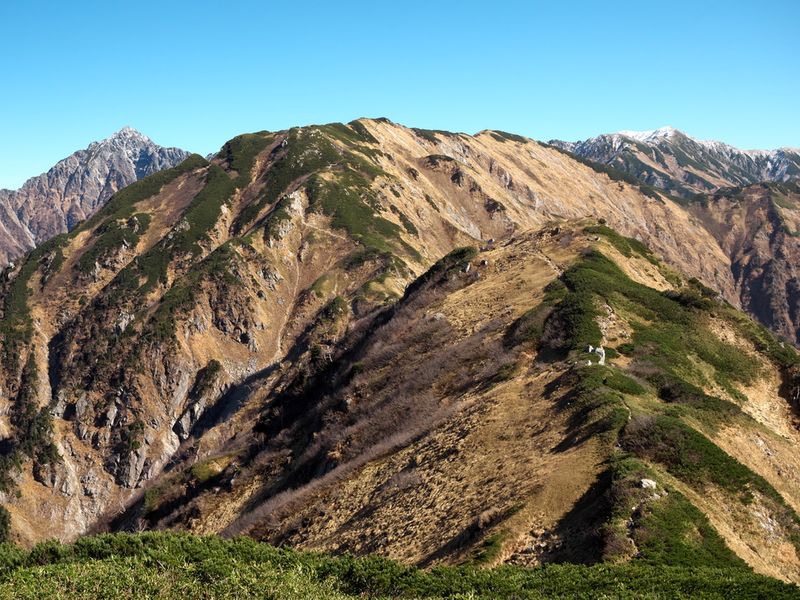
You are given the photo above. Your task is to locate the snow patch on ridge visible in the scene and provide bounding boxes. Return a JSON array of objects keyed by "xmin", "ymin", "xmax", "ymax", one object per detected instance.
[{"xmin": 617, "ymin": 126, "xmax": 679, "ymax": 143}]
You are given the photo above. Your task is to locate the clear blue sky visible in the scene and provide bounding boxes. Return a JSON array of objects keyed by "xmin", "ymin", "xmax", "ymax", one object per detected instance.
[{"xmin": 0, "ymin": 0, "xmax": 797, "ymax": 189}]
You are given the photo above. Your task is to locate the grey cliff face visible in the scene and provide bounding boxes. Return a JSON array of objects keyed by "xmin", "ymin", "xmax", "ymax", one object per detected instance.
[{"xmin": 0, "ymin": 127, "xmax": 189, "ymax": 263}]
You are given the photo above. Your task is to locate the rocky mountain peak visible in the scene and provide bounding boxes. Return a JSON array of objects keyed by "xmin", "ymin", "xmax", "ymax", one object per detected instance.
[
  {"xmin": 0, "ymin": 130, "xmax": 190, "ymax": 263},
  {"xmin": 100, "ymin": 126, "xmax": 151, "ymax": 146},
  {"xmin": 114, "ymin": 125, "xmax": 143, "ymax": 136}
]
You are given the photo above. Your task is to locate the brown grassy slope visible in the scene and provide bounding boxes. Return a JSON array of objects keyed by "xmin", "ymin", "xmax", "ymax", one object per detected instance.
[
  {"xmin": 131, "ymin": 223, "xmax": 800, "ymax": 583},
  {"xmin": 139, "ymin": 227, "xmax": 609, "ymax": 566},
  {"xmin": 0, "ymin": 120, "xmax": 792, "ymax": 573}
]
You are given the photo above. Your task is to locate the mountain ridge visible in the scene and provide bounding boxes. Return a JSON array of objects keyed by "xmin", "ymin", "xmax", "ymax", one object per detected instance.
[
  {"xmin": 0, "ymin": 120, "xmax": 800, "ymax": 580},
  {"xmin": 549, "ymin": 126, "xmax": 800, "ymax": 343},
  {"xmin": 0, "ymin": 119, "xmax": 799, "ymax": 584},
  {"xmin": 549, "ymin": 127, "xmax": 800, "ymax": 198},
  {"xmin": 601, "ymin": 126, "xmax": 798, "ymax": 154}
]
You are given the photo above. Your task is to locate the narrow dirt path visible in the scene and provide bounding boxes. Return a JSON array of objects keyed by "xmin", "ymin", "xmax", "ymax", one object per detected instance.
[
  {"xmin": 303, "ymin": 221, "xmax": 349, "ymax": 242},
  {"xmin": 535, "ymin": 249, "xmax": 564, "ymax": 276}
]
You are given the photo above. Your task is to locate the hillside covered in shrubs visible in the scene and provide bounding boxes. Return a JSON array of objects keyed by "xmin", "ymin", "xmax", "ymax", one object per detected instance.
[{"xmin": 0, "ymin": 532, "xmax": 797, "ymax": 599}]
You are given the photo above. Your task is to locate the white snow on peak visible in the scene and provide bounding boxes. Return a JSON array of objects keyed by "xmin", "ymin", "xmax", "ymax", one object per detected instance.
[
  {"xmin": 616, "ymin": 126, "xmax": 680, "ymax": 142},
  {"xmin": 611, "ymin": 128, "xmax": 799, "ymax": 156}
]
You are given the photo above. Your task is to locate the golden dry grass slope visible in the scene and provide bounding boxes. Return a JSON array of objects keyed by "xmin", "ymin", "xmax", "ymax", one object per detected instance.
[{"xmin": 0, "ymin": 120, "xmax": 798, "ymax": 584}]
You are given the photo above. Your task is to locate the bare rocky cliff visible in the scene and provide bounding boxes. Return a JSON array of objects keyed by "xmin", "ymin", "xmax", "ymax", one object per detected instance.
[
  {"xmin": 0, "ymin": 127, "xmax": 189, "ymax": 264},
  {"xmin": 687, "ymin": 181, "xmax": 800, "ymax": 343}
]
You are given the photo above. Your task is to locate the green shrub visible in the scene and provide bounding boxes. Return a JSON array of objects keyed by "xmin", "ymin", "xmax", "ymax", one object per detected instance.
[
  {"xmin": 504, "ymin": 304, "xmax": 551, "ymax": 348},
  {"xmin": 74, "ymin": 154, "xmax": 207, "ymax": 235},
  {"xmin": 0, "ymin": 507, "xmax": 10, "ymax": 543},
  {"xmin": 632, "ymin": 318, "xmax": 759, "ymax": 390},
  {"xmin": 604, "ymin": 371, "xmax": 646, "ymax": 395},
  {"xmin": 190, "ymin": 459, "xmax": 226, "ymax": 484},
  {"xmin": 306, "ymin": 171, "xmax": 402, "ymax": 254},
  {"xmin": 0, "ymin": 234, "xmax": 70, "ymax": 370},
  {"xmin": 389, "ymin": 205, "xmax": 418, "ymax": 235},
  {"xmin": 491, "ymin": 362, "xmax": 519, "ymax": 384},
  {"xmin": 617, "ymin": 342, "xmax": 635, "ymax": 355},
  {"xmin": 623, "ymin": 415, "xmax": 748, "ymax": 491},
  {"xmin": 346, "ymin": 120, "xmax": 379, "ymax": 144},
  {"xmin": 489, "ymin": 131, "xmax": 528, "ymax": 144},
  {"xmin": 75, "ymin": 213, "xmax": 151, "ymax": 274},
  {"xmin": 652, "ymin": 374, "xmax": 741, "ymax": 418},
  {"xmin": 142, "ymin": 243, "xmax": 241, "ymax": 343},
  {"xmin": 403, "ymin": 246, "xmax": 477, "ymax": 299},
  {"xmin": 192, "ymin": 360, "xmax": 222, "ymax": 399},
  {"xmin": 0, "ymin": 355, "xmax": 61, "ymax": 492},
  {"xmin": 234, "ymin": 128, "xmax": 341, "ymax": 231},
  {"xmin": 412, "ymin": 128, "xmax": 455, "ymax": 143},
  {"xmin": 262, "ymin": 195, "xmax": 293, "ymax": 242},
  {"xmin": 555, "ymin": 366, "xmax": 631, "ymax": 447},
  {"xmin": 663, "ymin": 288, "xmax": 715, "ymax": 310},
  {"xmin": 537, "ymin": 250, "xmax": 692, "ymax": 357},
  {"xmin": 726, "ymin": 312, "xmax": 799, "ymax": 369},
  {"xmin": 622, "ymin": 414, "xmax": 800, "ymax": 550},
  {"xmin": 468, "ymin": 532, "xmax": 507, "ymax": 565},
  {"xmin": 216, "ymin": 132, "xmax": 273, "ymax": 188},
  {"xmin": 584, "ymin": 225, "xmax": 658, "ymax": 264},
  {"xmin": 633, "ymin": 489, "xmax": 742, "ymax": 568},
  {"xmin": 142, "ymin": 488, "xmax": 162, "ymax": 514},
  {"xmin": 603, "ymin": 457, "xmax": 745, "ymax": 568},
  {"xmin": 115, "ymin": 165, "xmax": 239, "ymax": 296},
  {"xmin": 0, "ymin": 532, "xmax": 795, "ymax": 599},
  {"xmin": 541, "ymin": 246, "xmax": 757, "ymax": 394},
  {"xmin": 121, "ymin": 421, "xmax": 145, "ymax": 454},
  {"xmin": 320, "ymin": 296, "xmax": 349, "ymax": 322}
]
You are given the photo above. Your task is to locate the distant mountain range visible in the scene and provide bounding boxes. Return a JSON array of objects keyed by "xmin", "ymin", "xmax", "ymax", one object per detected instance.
[
  {"xmin": 0, "ymin": 128, "xmax": 189, "ymax": 263},
  {"xmin": 550, "ymin": 126, "xmax": 800, "ymax": 198}
]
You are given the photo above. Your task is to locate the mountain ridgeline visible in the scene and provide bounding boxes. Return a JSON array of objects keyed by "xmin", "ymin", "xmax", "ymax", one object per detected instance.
[{"xmin": 0, "ymin": 119, "xmax": 799, "ymax": 587}]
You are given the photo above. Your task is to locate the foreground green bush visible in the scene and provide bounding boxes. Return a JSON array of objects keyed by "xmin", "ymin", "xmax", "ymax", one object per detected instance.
[{"xmin": 0, "ymin": 532, "xmax": 796, "ymax": 599}]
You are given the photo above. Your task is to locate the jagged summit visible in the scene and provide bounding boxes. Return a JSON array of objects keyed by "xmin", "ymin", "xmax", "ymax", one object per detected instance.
[
  {"xmin": 83, "ymin": 128, "xmax": 162, "ymax": 170},
  {"xmin": 613, "ymin": 126, "xmax": 779, "ymax": 156},
  {"xmin": 106, "ymin": 126, "xmax": 151, "ymax": 142},
  {"xmin": 0, "ymin": 130, "xmax": 190, "ymax": 263}
]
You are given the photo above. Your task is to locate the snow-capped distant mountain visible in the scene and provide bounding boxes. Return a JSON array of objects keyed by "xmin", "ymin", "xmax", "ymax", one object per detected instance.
[
  {"xmin": 550, "ymin": 128, "xmax": 800, "ymax": 198},
  {"xmin": 0, "ymin": 128, "xmax": 190, "ymax": 263},
  {"xmin": 616, "ymin": 126, "xmax": 681, "ymax": 143}
]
